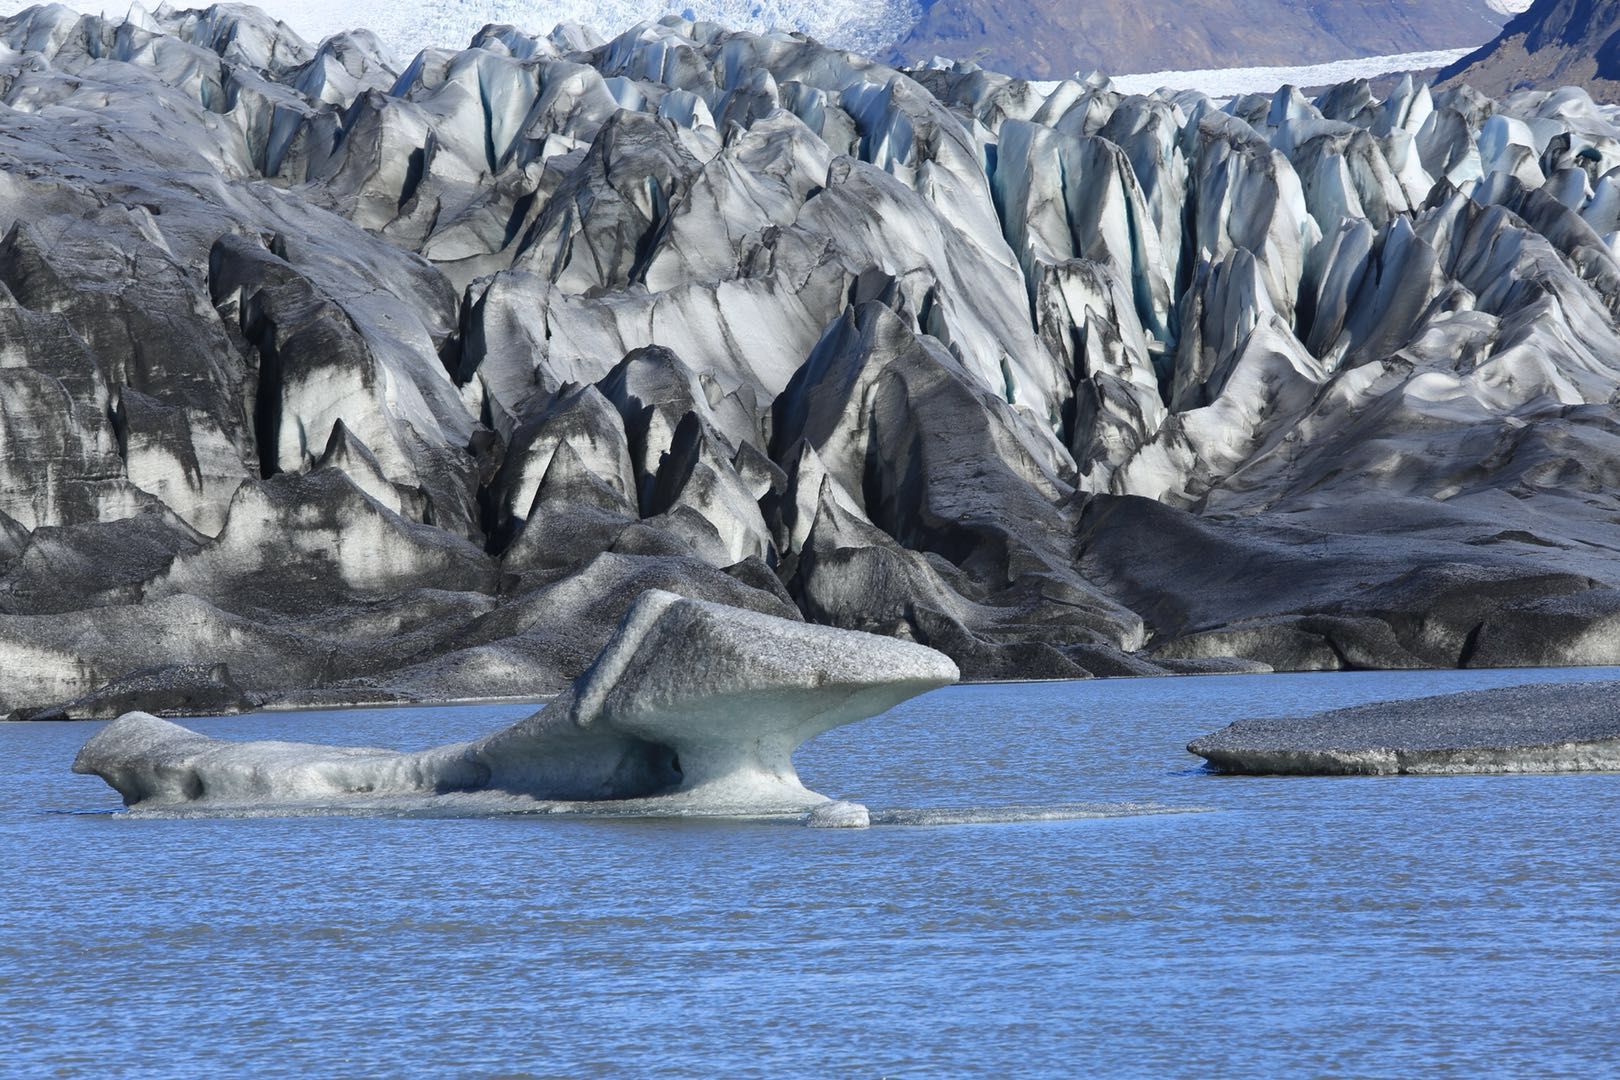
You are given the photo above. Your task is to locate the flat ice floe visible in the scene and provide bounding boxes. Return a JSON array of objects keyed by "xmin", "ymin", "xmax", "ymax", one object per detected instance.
[
  {"xmin": 1189, "ymin": 680, "xmax": 1620, "ymax": 775},
  {"xmin": 74, "ymin": 590, "xmax": 961, "ymax": 820}
]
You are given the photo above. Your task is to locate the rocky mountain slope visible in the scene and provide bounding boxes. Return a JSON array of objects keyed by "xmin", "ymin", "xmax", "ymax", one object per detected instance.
[
  {"xmin": 1440, "ymin": 0, "xmax": 1620, "ymax": 99},
  {"xmin": 888, "ymin": 0, "xmax": 1513, "ymax": 79},
  {"xmin": 5, "ymin": 3, "xmax": 1620, "ymax": 715}
]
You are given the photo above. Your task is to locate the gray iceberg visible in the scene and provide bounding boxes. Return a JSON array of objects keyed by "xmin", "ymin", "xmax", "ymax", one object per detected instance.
[{"xmin": 73, "ymin": 590, "xmax": 960, "ymax": 816}]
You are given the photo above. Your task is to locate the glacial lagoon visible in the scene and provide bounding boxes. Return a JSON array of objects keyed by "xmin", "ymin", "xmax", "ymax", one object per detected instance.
[{"xmin": 6, "ymin": 667, "xmax": 1620, "ymax": 1076}]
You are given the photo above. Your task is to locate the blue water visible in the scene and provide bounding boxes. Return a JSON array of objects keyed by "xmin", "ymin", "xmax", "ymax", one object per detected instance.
[{"xmin": 5, "ymin": 667, "xmax": 1620, "ymax": 1076}]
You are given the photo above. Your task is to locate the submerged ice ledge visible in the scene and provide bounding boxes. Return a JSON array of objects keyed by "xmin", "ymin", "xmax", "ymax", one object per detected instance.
[
  {"xmin": 78, "ymin": 793, "xmax": 1206, "ymax": 827},
  {"xmin": 73, "ymin": 590, "xmax": 961, "ymax": 819}
]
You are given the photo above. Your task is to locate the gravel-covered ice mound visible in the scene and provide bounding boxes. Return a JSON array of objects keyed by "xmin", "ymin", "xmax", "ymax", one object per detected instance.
[{"xmin": 1189, "ymin": 680, "xmax": 1620, "ymax": 775}]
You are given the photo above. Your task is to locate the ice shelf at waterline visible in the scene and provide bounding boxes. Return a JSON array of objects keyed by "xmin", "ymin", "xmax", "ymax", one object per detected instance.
[
  {"xmin": 1189, "ymin": 679, "xmax": 1620, "ymax": 775},
  {"xmin": 73, "ymin": 591, "xmax": 959, "ymax": 818}
]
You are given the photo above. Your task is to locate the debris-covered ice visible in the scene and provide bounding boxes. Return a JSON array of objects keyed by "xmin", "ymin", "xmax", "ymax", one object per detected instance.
[{"xmin": 1189, "ymin": 680, "xmax": 1620, "ymax": 775}]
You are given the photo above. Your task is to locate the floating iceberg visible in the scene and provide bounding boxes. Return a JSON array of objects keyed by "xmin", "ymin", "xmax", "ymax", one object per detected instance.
[{"xmin": 73, "ymin": 591, "xmax": 960, "ymax": 817}]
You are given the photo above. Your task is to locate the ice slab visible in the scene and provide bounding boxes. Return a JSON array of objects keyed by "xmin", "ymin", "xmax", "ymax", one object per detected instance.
[{"xmin": 1189, "ymin": 679, "xmax": 1620, "ymax": 775}]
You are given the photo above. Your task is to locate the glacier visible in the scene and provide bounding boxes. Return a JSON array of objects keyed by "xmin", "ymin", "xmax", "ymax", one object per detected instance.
[
  {"xmin": 6, "ymin": 4, "xmax": 1620, "ymax": 718},
  {"xmin": 1098, "ymin": 49, "xmax": 1478, "ymax": 100},
  {"xmin": 246, "ymin": 0, "xmax": 921, "ymax": 60}
]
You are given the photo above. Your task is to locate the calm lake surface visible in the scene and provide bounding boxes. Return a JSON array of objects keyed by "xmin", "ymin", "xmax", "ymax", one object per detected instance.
[{"xmin": 5, "ymin": 667, "xmax": 1620, "ymax": 1077}]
